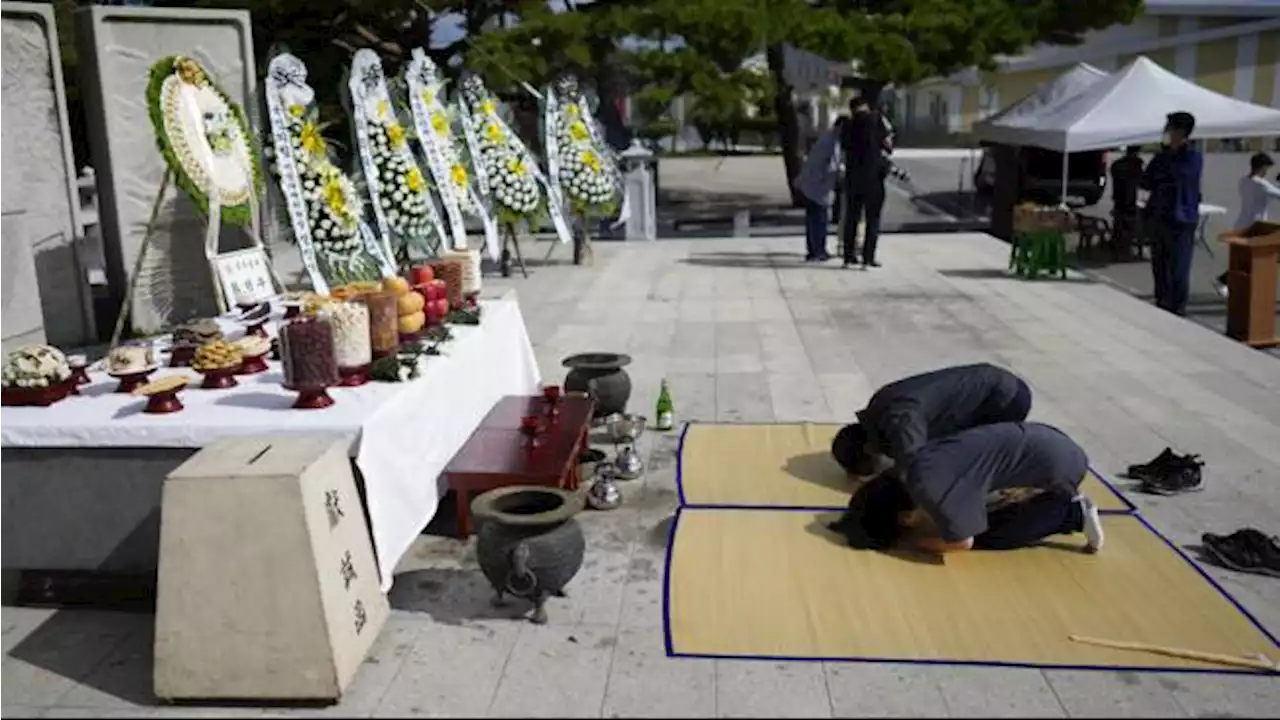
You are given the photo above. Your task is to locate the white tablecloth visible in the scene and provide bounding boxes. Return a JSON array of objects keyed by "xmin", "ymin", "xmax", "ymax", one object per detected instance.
[{"xmin": 1, "ymin": 291, "xmax": 542, "ymax": 589}]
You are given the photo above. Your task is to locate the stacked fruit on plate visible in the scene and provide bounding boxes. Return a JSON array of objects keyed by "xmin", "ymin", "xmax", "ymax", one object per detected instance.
[
  {"xmin": 193, "ymin": 339, "xmax": 244, "ymax": 389},
  {"xmin": 411, "ymin": 266, "xmax": 450, "ymax": 328},
  {"xmin": 233, "ymin": 335, "xmax": 271, "ymax": 358},
  {"xmin": 384, "ymin": 277, "xmax": 426, "ymax": 337},
  {"xmin": 193, "ymin": 340, "xmax": 243, "ymax": 372},
  {"xmin": 132, "ymin": 375, "xmax": 190, "ymax": 414},
  {"xmin": 232, "ymin": 335, "xmax": 272, "ymax": 374}
]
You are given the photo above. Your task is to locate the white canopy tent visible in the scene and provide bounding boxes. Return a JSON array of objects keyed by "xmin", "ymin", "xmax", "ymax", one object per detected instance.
[
  {"xmin": 976, "ymin": 56, "xmax": 1280, "ymax": 153},
  {"xmin": 973, "ymin": 63, "xmax": 1110, "ymax": 147}
]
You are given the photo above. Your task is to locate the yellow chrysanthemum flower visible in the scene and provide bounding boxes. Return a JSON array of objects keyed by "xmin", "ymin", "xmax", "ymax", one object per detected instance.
[
  {"xmin": 386, "ymin": 122, "xmax": 406, "ymax": 148},
  {"xmin": 506, "ymin": 157, "xmax": 526, "ymax": 176},
  {"xmin": 323, "ymin": 175, "xmax": 350, "ymax": 218},
  {"xmin": 299, "ymin": 121, "xmax": 327, "ymax": 156},
  {"xmin": 484, "ymin": 122, "xmax": 503, "ymax": 142},
  {"xmin": 566, "ymin": 104, "xmax": 580, "ymax": 118},
  {"xmin": 288, "ymin": 104, "xmax": 306, "ymax": 118},
  {"xmin": 451, "ymin": 164, "xmax": 468, "ymax": 188},
  {"xmin": 431, "ymin": 112, "xmax": 449, "ymax": 137},
  {"xmin": 569, "ymin": 121, "xmax": 589, "ymax": 142},
  {"xmin": 405, "ymin": 167, "xmax": 425, "ymax": 193},
  {"xmin": 376, "ymin": 99, "xmax": 390, "ymax": 119},
  {"xmin": 421, "ymin": 90, "xmax": 434, "ymax": 105},
  {"xmin": 581, "ymin": 150, "xmax": 601, "ymax": 173},
  {"xmin": 481, "ymin": 99, "xmax": 496, "ymax": 116}
]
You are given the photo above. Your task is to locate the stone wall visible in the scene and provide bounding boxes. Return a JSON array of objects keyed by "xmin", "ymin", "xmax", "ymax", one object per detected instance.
[
  {"xmin": 1, "ymin": 2, "xmax": 91, "ymax": 350},
  {"xmin": 76, "ymin": 5, "xmax": 258, "ymax": 335}
]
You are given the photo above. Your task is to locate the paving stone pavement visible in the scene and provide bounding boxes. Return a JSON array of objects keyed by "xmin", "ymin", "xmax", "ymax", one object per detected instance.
[{"xmin": 5, "ymin": 232, "xmax": 1280, "ymax": 718}]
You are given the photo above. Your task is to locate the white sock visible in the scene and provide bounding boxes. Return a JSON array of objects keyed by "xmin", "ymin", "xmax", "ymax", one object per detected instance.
[{"xmin": 1075, "ymin": 495, "xmax": 1104, "ymax": 553}]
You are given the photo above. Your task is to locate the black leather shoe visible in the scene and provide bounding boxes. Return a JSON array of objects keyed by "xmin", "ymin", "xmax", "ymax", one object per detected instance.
[
  {"xmin": 1140, "ymin": 464, "xmax": 1204, "ymax": 495},
  {"xmin": 1127, "ymin": 447, "xmax": 1202, "ymax": 480},
  {"xmin": 1202, "ymin": 529, "xmax": 1280, "ymax": 577}
]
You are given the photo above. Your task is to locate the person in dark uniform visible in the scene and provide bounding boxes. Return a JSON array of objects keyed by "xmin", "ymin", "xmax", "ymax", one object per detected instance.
[
  {"xmin": 1109, "ymin": 145, "xmax": 1145, "ymax": 252},
  {"xmin": 831, "ymin": 363, "xmax": 1032, "ymax": 477},
  {"xmin": 829, "ymin": 422, "xmax": 1105, "ymax": 554},
  {"xmin": 1142, "ymin": 111, "xmax": 1203, "ymax": 316},
  {"xmin": 840, "ymin": 91, "xmax": 889, "ymax": 269},
  {"xmin": 1110, "ymin": 145, "xmax": 1144, "ymax": 214}
]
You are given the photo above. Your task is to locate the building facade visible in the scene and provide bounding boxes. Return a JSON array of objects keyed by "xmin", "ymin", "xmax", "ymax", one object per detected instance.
[{"xmin": 898, "ymin": 1, "xmax": 1280, "ymax": 148}]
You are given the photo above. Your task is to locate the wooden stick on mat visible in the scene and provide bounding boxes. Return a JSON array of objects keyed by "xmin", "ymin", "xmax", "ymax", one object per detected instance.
[{"xmin": 1068, "ymin": 635, "xmax": 1279, "ymax": 672}]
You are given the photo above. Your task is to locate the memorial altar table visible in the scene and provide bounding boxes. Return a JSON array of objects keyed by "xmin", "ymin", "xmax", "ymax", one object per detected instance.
[{"xmin": 1, "ymin": 291, "xmax": 542, "ymax": 590}]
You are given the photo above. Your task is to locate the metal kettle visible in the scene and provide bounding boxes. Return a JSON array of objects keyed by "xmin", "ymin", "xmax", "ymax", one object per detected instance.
[{"xmin": 587, "ymin": 462, "xmax": 623, "ymax": 511}]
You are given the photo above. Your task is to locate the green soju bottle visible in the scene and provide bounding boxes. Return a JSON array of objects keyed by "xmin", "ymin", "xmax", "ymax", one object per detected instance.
[{"xmin": 655, "ymin": 379, "xmax": 675, "ymax": 431}]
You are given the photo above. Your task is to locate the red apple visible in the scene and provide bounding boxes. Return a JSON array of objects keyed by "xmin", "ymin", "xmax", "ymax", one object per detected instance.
[
  {"xmin": 433, "ymin": 299, "xmax": 449, "ymax": 318},
  {"xmin": 411, "ymin": 265, "xmax": 435, "ymax": 285}
]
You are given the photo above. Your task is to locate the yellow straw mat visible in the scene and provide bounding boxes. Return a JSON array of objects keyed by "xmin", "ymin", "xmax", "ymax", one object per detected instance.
[
  {"xmin": 667, "ymin": 510, "xmax": 1278, "ymax": 670},
  {"xmin": 679, "ymin": 423, "xmax": 1129, "ymax": 510}
]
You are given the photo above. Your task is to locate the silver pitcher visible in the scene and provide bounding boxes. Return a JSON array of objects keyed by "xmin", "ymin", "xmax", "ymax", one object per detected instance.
[
  {"xmin": 587, "ymin": 462, "xmax": 623, "ymax": 511},
  {"xmin": 614, "ymin": 444, "xmax": 644, "ymax": 480},
  {"xmin": 605, "ymin": 413, "xmax": 646, "ymax": 479}
]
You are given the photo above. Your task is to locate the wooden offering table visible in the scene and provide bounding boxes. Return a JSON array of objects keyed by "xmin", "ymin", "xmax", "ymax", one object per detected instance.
[
  {"xmin": 1219, "ymin": 221, "xmax": 1280, "ymax": 348},
  {"xmin": 445, "ymin": 393, "xmax": 594, "ymax": 538}
]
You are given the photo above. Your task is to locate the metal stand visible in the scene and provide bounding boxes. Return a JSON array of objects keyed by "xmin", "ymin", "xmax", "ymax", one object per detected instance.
[
  {"xmin": 500, "ymin": 222, "xmax": 528, "ymax": 278},
  {"xmin": 108, "ymin": 169, "xmax": 283, "ymax": 349},
  {"xmin": 570, "ymin": 214, "xmax": 595, "ymax": 265},
  {"xmin": 543, "ymin": 213, "xmax": 592, "ymax": 266}
]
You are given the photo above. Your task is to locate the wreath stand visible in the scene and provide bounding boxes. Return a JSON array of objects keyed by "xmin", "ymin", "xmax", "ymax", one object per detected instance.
[
  {"xmin": 499, "ymin": 222, "xmax": 529, "ymax": 278},
  {"xmin": 543, "ymin": 213, "xmax": 593, "ymax": 266},
  {"xmin": 108, "ymin": 169, "xmax": 285, "ymax": 349}
]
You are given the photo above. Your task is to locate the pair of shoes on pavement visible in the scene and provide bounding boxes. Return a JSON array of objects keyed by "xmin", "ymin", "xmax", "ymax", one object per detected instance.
[
  {"xmin": 841, "ymin": 260, "xmax": 882, "ymax": 269},
  {"xmin": 1127, "ymin": 447, "xmax": 1204, "ymax": 495},
  {"xmin": 1202, "ymin": 529, "xmax": 1280, "ymax": 578}
]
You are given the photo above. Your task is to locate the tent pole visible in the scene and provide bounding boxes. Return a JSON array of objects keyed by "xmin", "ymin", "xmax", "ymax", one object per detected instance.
[{"xmin": 1060, "ymin": 151, "xmax": 1069, "ymax": 208}]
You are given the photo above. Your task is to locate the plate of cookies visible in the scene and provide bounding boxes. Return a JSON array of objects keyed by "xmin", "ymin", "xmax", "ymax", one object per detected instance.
[
  {"xmin": 192, "ymin": 340, "xmax": 243, "ymax": 389},
  {"xmin": 132, "ymin": 375, "xmax": 189, "ymax": 414}
]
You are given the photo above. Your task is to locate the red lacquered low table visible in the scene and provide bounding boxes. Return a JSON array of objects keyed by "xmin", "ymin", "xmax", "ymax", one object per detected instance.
[
  {"xmin": 479, "ymin": 393, "xmax": 589, "ymax": 429},
  {"xmin": 445, "ymin": 394, "xmax": 594, "ymax": 538}
]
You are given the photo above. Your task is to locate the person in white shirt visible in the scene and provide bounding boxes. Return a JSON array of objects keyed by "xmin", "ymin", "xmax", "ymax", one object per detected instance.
[{"xmin": 1216, "ymin": 153, "xmax": 1280, "ymax": 297}]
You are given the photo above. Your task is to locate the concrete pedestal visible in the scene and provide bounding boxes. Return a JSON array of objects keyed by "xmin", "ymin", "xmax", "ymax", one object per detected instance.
[{"xmin": 154, "ymin": 435, "xmax": 388, "ymax": 702}]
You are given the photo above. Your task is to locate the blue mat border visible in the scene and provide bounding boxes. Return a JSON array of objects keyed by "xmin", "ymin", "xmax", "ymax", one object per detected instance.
[
  {"xmin": 660, "ymin": 505, "xmax": 1280, "ymax": 676},
  {"xmin": 673, "ymin": 420, "xmax": 1139, "ymax": 514}
]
